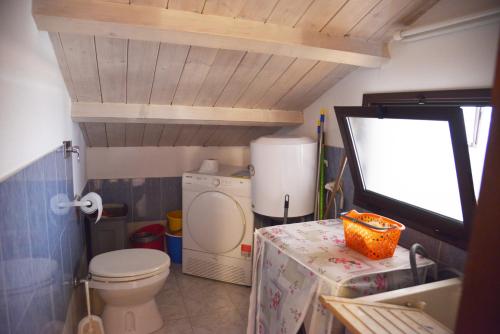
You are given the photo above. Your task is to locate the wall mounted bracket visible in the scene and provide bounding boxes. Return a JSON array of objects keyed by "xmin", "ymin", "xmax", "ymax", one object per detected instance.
[{"xmin": 63, "ymin": 140, "xmax": 80, "ymax": 160}]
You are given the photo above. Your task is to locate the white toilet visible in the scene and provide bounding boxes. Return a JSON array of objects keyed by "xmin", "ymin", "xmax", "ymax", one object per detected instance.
[{"xmin": 89, "ymin": 248, "xmax": 171, "ymax": 334}]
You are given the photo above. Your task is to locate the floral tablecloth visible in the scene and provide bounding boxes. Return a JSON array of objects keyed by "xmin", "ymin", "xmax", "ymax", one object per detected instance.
[{"xmin": 247, "ymin": 219, "xmax": 435, "ymax": 334}]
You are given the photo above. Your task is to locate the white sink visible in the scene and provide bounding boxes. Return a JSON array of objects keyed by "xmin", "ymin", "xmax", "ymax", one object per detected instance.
[{"xmin": 355, "ymin": 278, "xmax": 462, "ymax": 331}]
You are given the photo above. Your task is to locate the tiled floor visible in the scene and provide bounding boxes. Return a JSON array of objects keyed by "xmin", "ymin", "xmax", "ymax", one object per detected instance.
[{"xmin": 152, "ymin": 264, "xmax": 251, "ymax": 334}]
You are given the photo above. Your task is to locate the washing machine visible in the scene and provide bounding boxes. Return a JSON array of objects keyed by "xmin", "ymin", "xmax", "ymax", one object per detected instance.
[{"xmin": 182, "ymin": 165, "xmax": 253, "ymax": 286}]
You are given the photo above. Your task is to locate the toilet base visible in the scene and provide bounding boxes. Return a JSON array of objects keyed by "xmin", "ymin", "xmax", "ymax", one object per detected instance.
[{"xmin": 102, "ymin": 299, "xmax": 163, "ymax": 334}]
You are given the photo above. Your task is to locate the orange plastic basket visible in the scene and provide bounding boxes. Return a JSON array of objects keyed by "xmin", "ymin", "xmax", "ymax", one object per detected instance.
[{"xmin": 340, "ymin": 210, "xmax": 405, "ymax": 260}]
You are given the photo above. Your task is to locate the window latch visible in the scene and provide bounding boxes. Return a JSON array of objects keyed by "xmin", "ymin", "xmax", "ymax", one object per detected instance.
[{"xmin": 376, "ymin": 105, "xmax": 386, "ymax": 119}]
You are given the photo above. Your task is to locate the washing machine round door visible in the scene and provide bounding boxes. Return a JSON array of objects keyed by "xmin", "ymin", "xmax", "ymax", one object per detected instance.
[{"xmin": 187, "ymin": 191, "xmax": 246, "ymax": 254}]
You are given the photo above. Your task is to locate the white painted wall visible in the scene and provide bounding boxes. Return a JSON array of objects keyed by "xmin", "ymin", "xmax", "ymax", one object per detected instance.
[
  {"xmin": 284, "ymin": 10, "xmax": 499, "ymax": 147},
  {"xmin": 0, "ymin": 0, "xmax": 86, "ymax": 193},
  {"xmin": 87, "ymin": 146, "xmax": 250, "ymax": 179},
  {"xmin": 414, "ymin": 0, "xmax": 500, "ymax": 26}
]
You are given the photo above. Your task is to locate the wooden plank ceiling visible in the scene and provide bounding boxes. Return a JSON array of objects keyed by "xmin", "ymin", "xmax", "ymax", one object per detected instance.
[{"xmin": 44, "ymin": 0, "xmax": 437, "ymax": 147}]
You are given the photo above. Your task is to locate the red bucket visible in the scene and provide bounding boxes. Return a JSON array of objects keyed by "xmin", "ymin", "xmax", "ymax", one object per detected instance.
[{"xmin": 130, "ymin": 224, "xmax": 165, "ymax": 251}]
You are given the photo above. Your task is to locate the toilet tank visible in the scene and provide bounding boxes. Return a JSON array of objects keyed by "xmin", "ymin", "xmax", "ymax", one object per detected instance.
[{"xmin": 250, "ymin": 136, "xmax": 316, "ymax": 218}]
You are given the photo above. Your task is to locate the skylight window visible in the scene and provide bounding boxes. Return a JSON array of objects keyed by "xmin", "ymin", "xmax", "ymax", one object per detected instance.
[
  {"xmin": 348, "ymin": 117, "xmax": 463, "ymax": 222},
  {"xmin": 336, "ymin": 89, "xmax": 492, "ymax": 249}
]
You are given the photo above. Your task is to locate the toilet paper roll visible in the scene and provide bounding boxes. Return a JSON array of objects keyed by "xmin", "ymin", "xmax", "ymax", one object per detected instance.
[
  {"xmin": 199, "ymin": 159, "xmax": 219, "ymax": 173},
  {"xmin": 80, "ymin": 192, "xmax": 103, "ymax": 223}
]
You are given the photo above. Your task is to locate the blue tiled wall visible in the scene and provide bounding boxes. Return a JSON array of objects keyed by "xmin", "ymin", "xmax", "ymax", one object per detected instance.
[
  {"xmin": 88, "ymin": 177, "xmax": 182, "ymax": 222},
  {"xmin": 0, "ymin": 147, "xmax": 85, "ymax": 334},
  {"xmin": 324, "ymin": 145, "xmax": 467, "ymax": 272}
]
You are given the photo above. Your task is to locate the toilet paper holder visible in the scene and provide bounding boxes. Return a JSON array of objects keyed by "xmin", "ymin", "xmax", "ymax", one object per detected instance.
[
  {"xmin": 58, "ymin": 198, "xmax": 92, "ymax": 209},
  {"xmin": 54, "ymin": 192, "xmax": 103, "ymax": 223}
]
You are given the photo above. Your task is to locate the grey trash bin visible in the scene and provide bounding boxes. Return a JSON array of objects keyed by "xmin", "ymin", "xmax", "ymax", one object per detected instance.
[{"xmin": 90, "ymin": 204, "xmax": 128, "ymax": 257}]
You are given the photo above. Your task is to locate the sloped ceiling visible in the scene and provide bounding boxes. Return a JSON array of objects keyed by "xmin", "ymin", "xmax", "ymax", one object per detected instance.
[{"xmin": 36, "ymin": 0, "xmax": 438, "ymax": 147}]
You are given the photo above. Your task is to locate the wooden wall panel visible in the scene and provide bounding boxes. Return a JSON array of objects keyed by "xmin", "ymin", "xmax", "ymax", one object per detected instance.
[
  {"xmin": 234, "ymin": 55, "xmax": 295, "ymax": 108},
  {"xmin": 142, "ymin": 124, "xmax": 165, "ymax": 146},
  {"xmin": 238, "ymin": 0, "xmax": 279, "ymax": 22},
  {"xmin": 295, "ymin": 64, "xmax": 357, "ymax": 110},
  {"xmin": 234, "ymin": 0, "xmax": 324, "ymax": 111},
  {"xmin": 127, "ymin": 40, "xmax": 160, "ymax": 103},
  {"xmin": 275, "ymin": 62, "xmax": 338, "ymax": 110},
  {"xmin": 131, "ymin": 0, "xmax": 168, "ymax": 7},
  {"xmin": 215, "ymin": 52, "xmax": 270, "ymax": 107},
  {"xmin": 81, "ymin": 123, "xmax": 285, "ymax": 146},
  {"xmin": 174, "ymin": 125, "xmax": 200, "ymax": 146},
  {"xmin": 294, "ymin": 0, "xmax": 347, "ymax": 31},
  {"xmin": 158, "ymin": 125, "xmax": 182, "ymax": 146},
  {"xmin": 48, "ymin": 33, "xmax": 77, "ymax": 101},
  {"xmin": 193, "ymin": 0, "xmax": 248, "ymax": 108},
  {"xmin": 203, "ymin": 0, "xmax": 246, "ymax": 17},
  {"xmin": 349, "ymin": 0, "xmax": 412, "ymax": 39},
  {"xmin": 229, "ymin": 126, "xmax": 254, "ymax": 146},
  {"xmin": 103, "ymin": 0, "xmax": 130, "ymax": 3},
  {"xmin": 125, "ymin": 123, "xmax": 145, "ymax": 146},
  {"xmin": 59, "ymin": 34, "xmax": 101, "ymax": 102},
  {"xmin": 266, "ymin": 0, "xmax": 315, "ymax": 26},
  {"xmin": 168, "ymin": 0, "xmax": 206, "ymax": 12},
  {"xmin": 95, "ymin": 37, "xmax": 127, "ymax": 103},
  {"xmin": 105, "ymin": 123, "xmax": 126, "ymax": 146},
  {"xmin": 172, "ymin": 46, "xmax": 218, "ymax": 105},
  {"xmin": 189, "ymin": 125, "xmax": 219, "ymax": 146},
  {"xmin": 194, "ymin": 49, "xmax": 245, "ymax": 106},
  {"xmin": 84, "ymin": 123, "xmax": 108, "ymax": 147},
  {"xmin": 218, "ymin": 126, "xmax": 252, "ymax": 146},
  {"xmin": 204, "ymin": 127, "xmax": 239, "ymax": 146},
  {"xmin": 255, "ymin": 58, "xmax": 317, "ymax": 109},
  {"xmin": 231, "ymin": 126, "xmax": 254, "ymax": 146},
  {"xmin": 150, "ymin": 43, "xmax": 190, "ymax": 104},
  {"xmin": 322, "ymin": 0, "xmax": 381, "ymax": 36}
]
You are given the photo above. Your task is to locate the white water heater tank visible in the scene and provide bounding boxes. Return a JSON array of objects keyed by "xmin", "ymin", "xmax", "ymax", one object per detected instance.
[{"xmin": 250, "ymin": 136, "xmax": 316, "ymax": 218}]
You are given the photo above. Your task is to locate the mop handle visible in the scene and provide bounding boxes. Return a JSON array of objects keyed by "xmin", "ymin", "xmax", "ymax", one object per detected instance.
[{"xmin": 283, "ymin": 194, "xmax": 289, "ymax": 225}]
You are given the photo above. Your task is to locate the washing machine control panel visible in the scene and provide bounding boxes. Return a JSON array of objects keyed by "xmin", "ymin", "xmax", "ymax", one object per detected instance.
[
  {"xmin": 186, "ymin": 175, "xmax": 234, "ymax": 187},
  {"xmin": 183, "ymin": 173, "xmax": 251, "ymax": 197}
]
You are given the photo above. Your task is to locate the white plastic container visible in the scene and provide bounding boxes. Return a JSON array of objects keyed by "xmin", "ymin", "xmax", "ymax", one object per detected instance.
[{"xmin": 250, "ymin": 136, "xmax": 316, "ymax": 218}]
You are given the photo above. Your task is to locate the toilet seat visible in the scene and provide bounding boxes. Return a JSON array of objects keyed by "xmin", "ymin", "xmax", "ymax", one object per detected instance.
[
  {"xmin": 90, "ymin": 269, "xmax": 168, "ymax": 291},
  {"xmin": 90, "ymin": 249, "xmax": 170, "ymax": 283},
  {"xmin": 92, "ymin": 268, "xmax": 168, "ymax": 283}
]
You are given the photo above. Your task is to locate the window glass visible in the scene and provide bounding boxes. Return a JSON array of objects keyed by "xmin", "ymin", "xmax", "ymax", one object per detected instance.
[
  {"xmin": 348, "ymin": 117, "xmax": 463, "ymax": 221},
  {"xmin": 462, "ymin": 106, "xmax": 492, "ymax": 199}
]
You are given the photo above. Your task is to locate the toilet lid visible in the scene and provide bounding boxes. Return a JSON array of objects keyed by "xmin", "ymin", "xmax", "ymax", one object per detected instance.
[{"xmin": 90, "ymin": 249, "xmax": 170, "ymax": 278}]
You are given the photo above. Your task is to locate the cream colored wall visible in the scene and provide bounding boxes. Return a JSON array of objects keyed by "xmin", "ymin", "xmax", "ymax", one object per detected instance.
[
  {"xmin": 283, "ymin": 4, "xmax": 499, "ymax": 147},
  {"xmin": 86, "ymin": 146, "xmax": 250, "ymax": 179},
  {"xmin": 0, "ymin": 0, "xmax": 87, "ymax": 193}
]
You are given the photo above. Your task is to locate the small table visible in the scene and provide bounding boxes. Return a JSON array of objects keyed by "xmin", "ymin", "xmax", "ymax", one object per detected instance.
[{"xmin": 247, "ymin": 220, "xmax": 435, "ymax": 334}]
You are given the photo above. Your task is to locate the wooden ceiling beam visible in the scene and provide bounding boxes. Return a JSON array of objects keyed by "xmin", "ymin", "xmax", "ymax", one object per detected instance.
[
  {"xmin": 71, "ymin": 102, "xmax": 303, "ymax": 127},
  {"xmin": 33, "ymin": 0, "xmax": 388, "ymax": 68}
]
